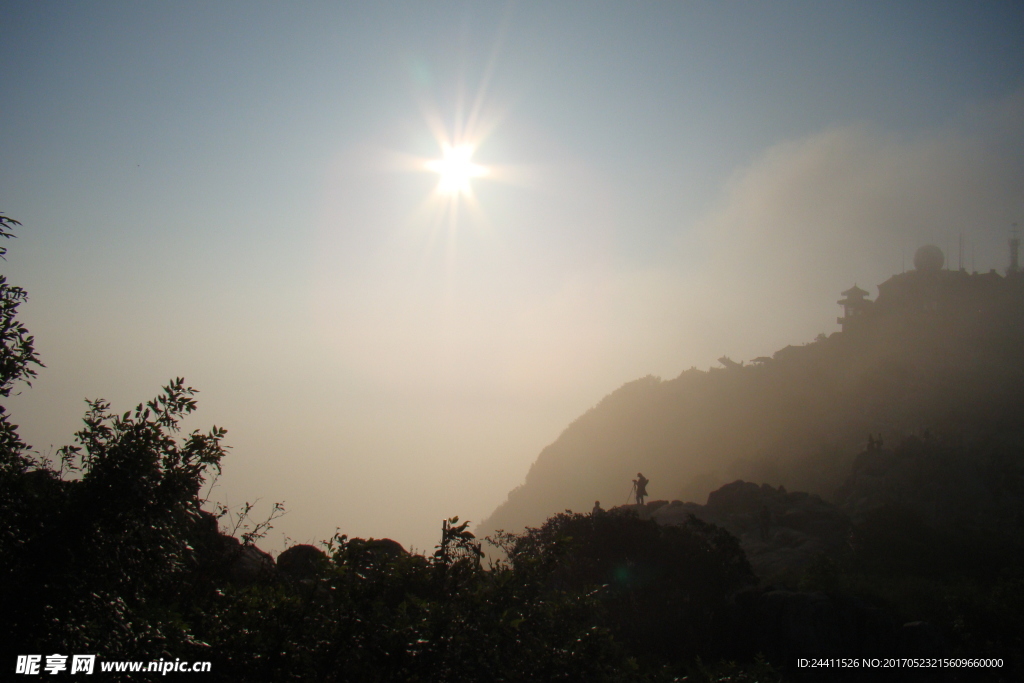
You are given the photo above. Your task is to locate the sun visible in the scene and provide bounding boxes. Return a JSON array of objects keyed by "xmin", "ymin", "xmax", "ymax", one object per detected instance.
[{"xmin": 426, "ymin": 143, "xmax": 488, "ymax": 196}]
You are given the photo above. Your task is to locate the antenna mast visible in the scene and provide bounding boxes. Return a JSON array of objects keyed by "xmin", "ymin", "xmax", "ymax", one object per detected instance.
[{"xmin": 1009, "ymin": 223, "xmax": 1020, "ymax": 275}]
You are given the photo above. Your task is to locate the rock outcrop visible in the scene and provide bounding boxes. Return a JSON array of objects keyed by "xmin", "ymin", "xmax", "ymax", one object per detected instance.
[
  {"xmin": 277, "ymin": 543, "xmax": 328, "ymax": 581},
  {"xmin": 645, "ymin": 480, "xmax": 850, "ymax": 582}
]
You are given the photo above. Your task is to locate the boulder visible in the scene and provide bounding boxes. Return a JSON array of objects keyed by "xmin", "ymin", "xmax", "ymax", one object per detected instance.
[
  {"xmin": 277, "ymin": 543, "xmax": 328, "ymax": 581},
  {"xmin": 224, "ymin": 538, "xmax": 277, "ymax": 585}
]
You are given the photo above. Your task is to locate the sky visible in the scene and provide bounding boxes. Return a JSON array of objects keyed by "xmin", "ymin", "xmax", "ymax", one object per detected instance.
[{"xmin": 3, "ymin": 1, "xmax": 1024, "ymax": 554}]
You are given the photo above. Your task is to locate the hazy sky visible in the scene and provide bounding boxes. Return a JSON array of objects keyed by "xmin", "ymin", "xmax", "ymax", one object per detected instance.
[{"xmin": 3, "ymin": 2, "xmax": 1023, "ymax": 553}]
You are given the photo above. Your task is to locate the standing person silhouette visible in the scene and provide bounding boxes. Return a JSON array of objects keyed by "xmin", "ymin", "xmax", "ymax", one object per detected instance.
[{"xmin": 633, "ymin": 472, "xmax": 649, "ymax": 506}]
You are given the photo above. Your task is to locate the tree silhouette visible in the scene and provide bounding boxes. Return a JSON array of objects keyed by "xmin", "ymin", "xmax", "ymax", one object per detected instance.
[{"xmin": 0, "ymin": 213, "xmax": 43, "ymax": 463}]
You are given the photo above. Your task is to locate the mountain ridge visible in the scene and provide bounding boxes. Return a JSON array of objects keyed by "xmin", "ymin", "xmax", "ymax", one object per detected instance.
[{"xmin": 479, "ymin": 252, "xmax": 1024, "ymax": 541}]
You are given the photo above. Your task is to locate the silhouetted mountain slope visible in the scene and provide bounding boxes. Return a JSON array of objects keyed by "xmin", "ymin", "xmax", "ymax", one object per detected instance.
[{"xmin": 480, "ymin": 261, "xmax": 1024, "ymax": 540}]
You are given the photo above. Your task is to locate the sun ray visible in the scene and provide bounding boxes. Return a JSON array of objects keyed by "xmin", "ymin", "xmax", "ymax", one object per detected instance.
[{"xmin": 386, "ymin": 11, "xmax": 527, "ymax": 292}]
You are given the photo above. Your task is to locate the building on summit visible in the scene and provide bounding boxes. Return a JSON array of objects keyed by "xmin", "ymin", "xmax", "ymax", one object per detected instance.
[
  {"xmin": 836, "ymin": 284, "xmax": 871, "ymax": 332},
  {"xmin": 838, "ymin": 240, "xmax": 1024, "ymax": 335}
]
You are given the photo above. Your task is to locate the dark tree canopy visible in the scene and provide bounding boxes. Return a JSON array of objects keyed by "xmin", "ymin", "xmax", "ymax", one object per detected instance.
[{"xmin": 0, "ymin": 213, "xmax": 43, "ymax": 462}]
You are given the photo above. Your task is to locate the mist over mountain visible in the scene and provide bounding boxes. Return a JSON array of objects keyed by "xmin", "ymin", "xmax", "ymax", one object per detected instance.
[{"xmin": 479, "ymin": 245, "xmax": 1024, "ymax": 540}]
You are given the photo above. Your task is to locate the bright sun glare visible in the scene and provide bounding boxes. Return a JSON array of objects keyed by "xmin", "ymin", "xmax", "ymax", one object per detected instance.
[{"xmin": 426, "ymin": 144, "xmax": 488, "ymax": 196}]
